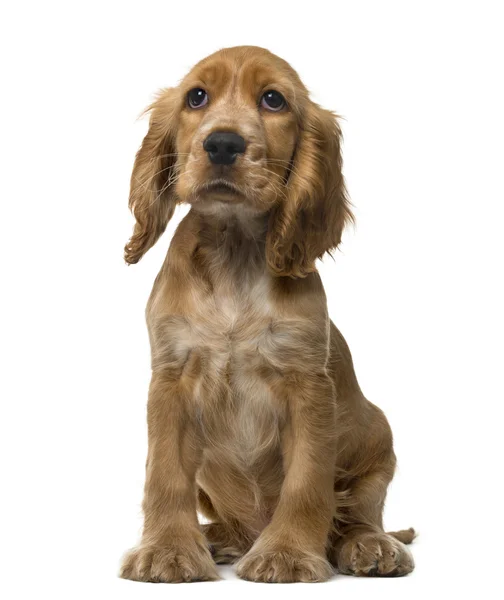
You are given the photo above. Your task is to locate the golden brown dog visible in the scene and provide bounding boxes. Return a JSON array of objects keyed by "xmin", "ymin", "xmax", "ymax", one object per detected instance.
[{"xmin": 120, "ymin": 46, "xmax": 415, "ymax": 583}]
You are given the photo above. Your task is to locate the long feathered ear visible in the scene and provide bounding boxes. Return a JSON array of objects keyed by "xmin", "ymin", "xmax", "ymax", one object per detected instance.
[
  {"xmin": 124, "ymin": 89, "xmax": 180, "ymax": 264},
  {"xmin": 266, "ymin": 101, "xmax": 353, "ymax": 278}
]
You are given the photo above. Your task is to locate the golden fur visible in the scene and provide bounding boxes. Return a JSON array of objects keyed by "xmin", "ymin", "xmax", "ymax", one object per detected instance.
[{"xmin": 120, "ymin": 46, "xmax": 415, "ymax": 583}]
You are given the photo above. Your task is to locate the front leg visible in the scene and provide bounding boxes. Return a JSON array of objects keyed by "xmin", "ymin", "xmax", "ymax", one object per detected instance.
[
  {"xmin": 236, "ymin": 371, "xmax": 336, "ymax": 582},
  {"xmin": 120, "ymin": 369, "xmax": 218, "ymax": 583}
]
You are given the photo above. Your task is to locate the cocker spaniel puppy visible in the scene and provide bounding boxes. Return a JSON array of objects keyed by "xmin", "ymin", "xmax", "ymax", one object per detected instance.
[{"xmin": 120, "ymin": 46, "xmax": 415, "ymax": 583}]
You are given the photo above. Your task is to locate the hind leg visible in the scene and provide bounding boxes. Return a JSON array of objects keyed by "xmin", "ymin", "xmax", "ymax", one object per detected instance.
[
  {"xmin": 329, "ymin": 470, "xmax": 415, "ymax": 577},
  {"xmin": 197, "ymin": 489, "xmax": 253, "ymax": 564},
  {"xmin": 201, "ymin": 522, "xmax": 253, "ymax": 564}
]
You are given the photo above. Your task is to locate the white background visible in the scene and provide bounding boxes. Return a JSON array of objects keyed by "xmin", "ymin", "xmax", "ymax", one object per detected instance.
[{"xmin": 1, "ymin": 1, "xmax": 503, "ymax": 598}]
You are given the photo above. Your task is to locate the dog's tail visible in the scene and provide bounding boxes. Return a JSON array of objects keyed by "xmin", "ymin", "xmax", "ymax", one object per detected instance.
[{"xmin": 387, "ymin": 527, "xmax": 416, "ymax": 545}]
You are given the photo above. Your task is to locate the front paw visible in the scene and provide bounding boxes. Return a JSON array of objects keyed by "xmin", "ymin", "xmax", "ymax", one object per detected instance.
[
  {"xmin": 120, "ymin": 537, "xmax": 219, "ymax": 583},
  {"xmin": 236, "ymin": 546, "xmax": 333, "ymax": 583}
]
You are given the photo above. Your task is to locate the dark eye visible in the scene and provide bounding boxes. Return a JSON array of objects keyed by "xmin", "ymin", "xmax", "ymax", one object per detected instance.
[
  {"xmin": 260, "ymin": 90, "xmax": 286, "ymax": 112},
  {"xmin": 187, "ymin": 88, "xmax": 208, "ymax": 109}
]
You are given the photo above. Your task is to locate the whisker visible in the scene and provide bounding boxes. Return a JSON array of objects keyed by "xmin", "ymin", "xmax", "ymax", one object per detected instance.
[
  {"xmin": 130, "ymin": 157, "xmax": 204, "ymax": 206},
  {"xmin": 263, "ymin": 159, "xmax": 300, "ymax": 178},
  {"xmin": 130, "ymin": 165, "xmax": 175, "ymax": 200},
  {"xmin": 249, "ymin": 172, "xmax": 288, "ymax": 202},
  {"xmin": 260, "ymin": 167, "xmax": 291, "ymax": 188}
]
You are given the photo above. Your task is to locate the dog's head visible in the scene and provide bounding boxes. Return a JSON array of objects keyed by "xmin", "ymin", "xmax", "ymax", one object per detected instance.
[{"xmin": 125, "ymin": 46, "xmax": 352, "ymax": 277}]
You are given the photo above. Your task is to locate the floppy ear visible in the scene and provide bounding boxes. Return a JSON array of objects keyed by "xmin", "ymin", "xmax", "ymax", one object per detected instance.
[
  {"xmin": 266, "ymin": 102, "xmax": 353, "ymax": 278},
  {"xmin": 124, "ymin": 89, "xmax": 180, "ymax": 264}
]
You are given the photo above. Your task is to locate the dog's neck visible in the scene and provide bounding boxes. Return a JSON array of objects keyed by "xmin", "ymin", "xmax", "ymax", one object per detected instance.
[
  {"xmin": 190, "ymin": 203, "xmax": 269, "ymax": 284},
  {"xmin": 191, "ymin": 201, "xmax": 268, "ymax": 238}
]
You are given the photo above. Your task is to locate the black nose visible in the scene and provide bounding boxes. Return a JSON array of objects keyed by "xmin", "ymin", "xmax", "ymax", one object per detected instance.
[{"xmin": 203, "ymin": 131, "xmax": 246, "ymax": 165}]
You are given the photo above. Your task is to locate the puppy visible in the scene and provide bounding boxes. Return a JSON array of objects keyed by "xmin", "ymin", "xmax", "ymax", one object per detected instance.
[{"xmin": 120, "ymin": 46, "xmax": 415, "ymax": 583}]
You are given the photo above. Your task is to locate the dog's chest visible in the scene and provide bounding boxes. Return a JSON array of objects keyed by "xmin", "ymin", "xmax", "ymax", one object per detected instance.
[
  {"xmin": 185, "ymin": 267, "xmax": 269, "ymax": 334},
  {"xmin": 163, "ymin": 273, "xmax": 282, "ymax": 464}
]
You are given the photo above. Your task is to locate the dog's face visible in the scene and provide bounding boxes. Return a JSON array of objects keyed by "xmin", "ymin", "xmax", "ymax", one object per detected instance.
[
  {"xmin": 174, "ymin": 48, "xmax": 299, "ymax": 213},
  {"xmin": 125, "ymin": 46, "xmax": 352, "ymax": 277}
]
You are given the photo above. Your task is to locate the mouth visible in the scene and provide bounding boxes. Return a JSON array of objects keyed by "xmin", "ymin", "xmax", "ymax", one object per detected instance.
[{"xmin": 200, "ymin": 179, "xmax": 243, "ymax": 198}]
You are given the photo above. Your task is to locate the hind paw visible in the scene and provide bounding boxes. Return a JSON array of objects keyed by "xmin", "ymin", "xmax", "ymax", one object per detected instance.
[
  {"xmin": 201, "ymin": 522, "xmax": 249, "ymax": 564},
  {"xmin": 337, "ymin": 532, "xmax": 414, "ymax": 577}
]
